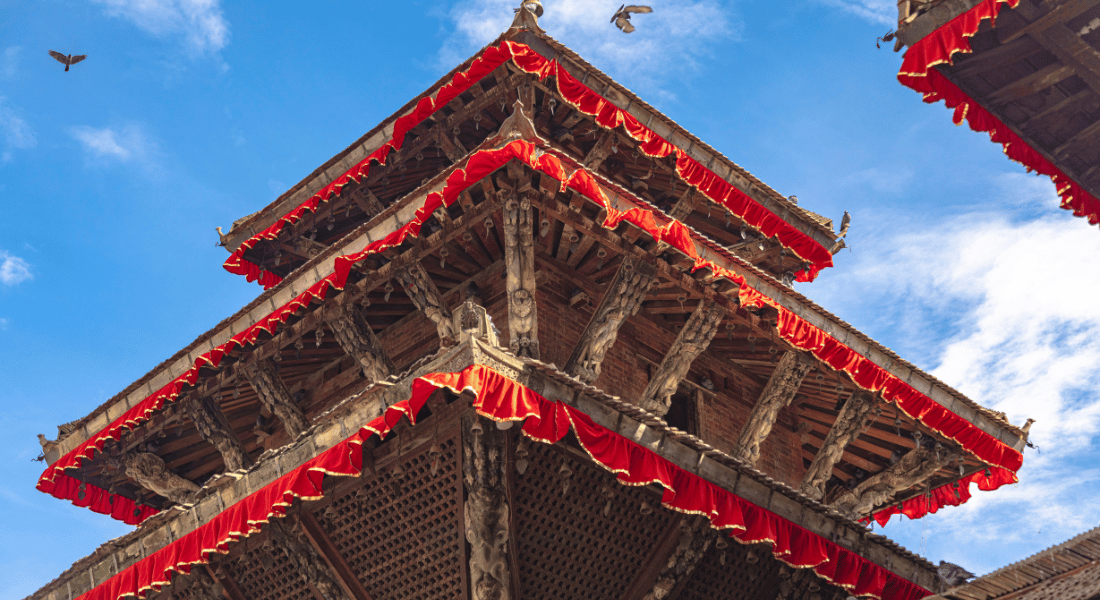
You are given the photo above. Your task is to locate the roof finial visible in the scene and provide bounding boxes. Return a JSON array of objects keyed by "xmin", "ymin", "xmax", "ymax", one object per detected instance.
[{"xmin": 511, "ymin": 0, "xmax": 544, "ymax": 32}]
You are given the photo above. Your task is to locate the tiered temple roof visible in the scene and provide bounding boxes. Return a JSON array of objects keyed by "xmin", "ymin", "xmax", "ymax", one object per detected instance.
[{"xmin": 28, "ymin": 7, "xmax": 1035, "ymax": 600}]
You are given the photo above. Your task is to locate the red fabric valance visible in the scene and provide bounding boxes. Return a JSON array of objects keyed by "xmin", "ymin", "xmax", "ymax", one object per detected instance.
[
  {"xmin": 897, "ymin": 0, "xmax": 1100, "ymax": 228},
  {"xmin": 42, "ymin": 140, "xmax": 1020, "ymax": 527},
  {"xmin": 224, "ymin": 40, "xmax": 835, "ymax": 289},
  {"xmin": 867, "ymin": 465, "xmax": 1017, "ymax": 526},
  {"xmin": 75, "ymin": 365, "xmax": 931, "ymax": 600}
]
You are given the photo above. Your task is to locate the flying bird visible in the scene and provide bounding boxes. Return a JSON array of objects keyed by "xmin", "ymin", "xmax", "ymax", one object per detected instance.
[
  {"xmin": 49, "ymin": 50, "xmax": 86, "ymax": 72},
  {"xmin": 612, "ymin": 5, "xmax": 653, "ymax": 33}
]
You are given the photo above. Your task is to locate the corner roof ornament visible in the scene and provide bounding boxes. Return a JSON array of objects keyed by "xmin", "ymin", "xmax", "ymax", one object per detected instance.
[{"xmin": 511, "ymin": 0, "xmax": 545, "ymax": 33}]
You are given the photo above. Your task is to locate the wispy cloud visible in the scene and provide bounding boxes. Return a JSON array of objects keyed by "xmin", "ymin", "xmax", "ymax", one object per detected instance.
[
  {"xmin": 0, "ymin": 97, "xmax": 36, "ymax": 162},
  {"xmin": 0, "ymin": 251, "xmax": 32, "ymax": 286},
  {"xmin": 441, "ymin": 0, "xmax": 737, "ymax": 100},
  {"xmin": 0, "ymin": 47, "xmax": 20, "ymax": 78},
  {"xmin": 92, "ymin": 0, "xmax": 230, "ymax": 55},
  {"xmin": 809, "ymin": 173, "xmax": 1100, "ymax": 572},
  {"xmin": 814, "ymin": 0, "xmax": 895, "ymax": 26},
  {"xmin": 70, "ymin": 123, "xmax": 160, "ymax": 171}
]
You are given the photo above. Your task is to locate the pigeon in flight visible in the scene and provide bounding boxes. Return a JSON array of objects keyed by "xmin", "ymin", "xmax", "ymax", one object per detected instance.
[
  {"xmin": 612, "ymin": 5, "xmax": 653, "ymax": 33},
  {"xmin": 49, "ymin": 50, "xmax": 86, "ymax": 72}
]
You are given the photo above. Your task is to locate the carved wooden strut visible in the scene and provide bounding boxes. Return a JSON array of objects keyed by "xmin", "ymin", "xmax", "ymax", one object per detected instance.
[
  {"xmin": 732, "ymin": 351, "xmax": 816, "ymax": 466},
  {"xmin": 799, "ymin": 391, "xmax": 879, "ymax": 501},
  {"xmin": 565, "ymin": 255, "xmax": 657, "ymax": 383},
  {"xmin": 116, "ymin": 452, "xmax": 199, "ymax": 505},
  {"xmin": 324, "ymin": 303, "xmax": 395, "ymax": 382},
  {"xmin": 831, "ymin": 445, "xmax": 957, "ymax": 519},
  {"xmin": 642, "ymin": 519, "xmax": 716, "ymax": 600},
  {"xmin": 639, "ymin": 299, "xmax": 724, "ymax": 417},
  {"xmin": 267, "ymin": 518, "xmax": 350, "ymax": 600},
  {"xmin": 503, "ymin": 191, "xmax": 540, "ymax": 359},
  {"xmin": 396, "ymin": 261, "xmax": 458, "ymax": 347},
  {"xmin": 241, "ymin": 359, "xmax": 310, "ymax": 439},
  {"xmin": 181, "ymin": 394, "xmax": 252, "ymax": 472},
  {"xmin": 463, "ymin": 414, "xmax": 512, "ymax": 600}
]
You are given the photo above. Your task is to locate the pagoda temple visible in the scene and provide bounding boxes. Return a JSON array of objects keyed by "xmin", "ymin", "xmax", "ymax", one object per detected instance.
[
  {"xmin": 27, "ymin": 4, "xmax": 1033, "ymax": 600},
  {"xmin": 892, "ymin": 0, "xmax": 1100, "ymax": 228}
]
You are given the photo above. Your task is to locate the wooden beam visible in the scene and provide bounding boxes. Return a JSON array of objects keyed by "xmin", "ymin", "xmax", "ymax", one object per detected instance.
[
  {"xmin": 1000, "ymin": 0, "xmax": 1100, "ymax": 44},
  {"xmin": 241, "ymin": 358, "xmax": 310, "ymax": 439},
  {"xmin": 299, "ymin": 510, "xmax": 377, "ymax": 600},
  {"xmin": 395, "ymin": 261, "xmax": 458, "ymax": 347},
  {"xmin": 504, "ymin": 190, "xmax": 540, "ymax": 359},
  {"xmin": 564, "ymin": 254, "xmax": 658, "ymax": 383},
  {"xmin": 1032, "ymin": 22, "xmax": 1100, "ymax": 97},
  {"xmin": 831, "ymin": 445, "xmax": 958, "ymax": 519},
  {"xmin": 987, "ymin": 62, "xmax": 1075, "ymax": 104},
  {"xmin": 181, "ymin": 394, "xmax": 253, "ymax": 472},
  {"xmin": 115, "ymin": 452, "xmax": 199, "ymax": 505},
  {"xmin": 463, "ymin": 413, "xmax": 513, "ymax": 600},
  {"xmin": 324, "ymin": 302, "xmax": 396, "ymax": 382},
  {"xmin": 204, "ymin": 564, "xmax": 247, "ymax": 600},
  {"xmin": 732, "ymin": 351, "xmax": 816, "ymax": 466},
  {"xmin": 642, "ymin": 519, "xmax": 716, "ymax": 600},
  {"xmin": 583, "ymin": 130, "xmax": 617, "ymax": 170},
  {"xmin": 639, "ymin": 299, "xmax": 724, "ymax": 417},
  {"xmin": 619, "ymin": 518, "xmax": 685, "ymax": 600},
  {"xmin": 799, "ymin": 391, "xmax": 880, "ymax": 501},
  {"xmin": 266, "ymin": 518, "xmax": 350, "ymax": 600}
]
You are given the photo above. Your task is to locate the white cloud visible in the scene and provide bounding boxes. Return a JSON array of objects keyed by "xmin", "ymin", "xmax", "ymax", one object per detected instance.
[
  {"xmin": 0, "ymin": 47, "xmax": 20, "ymax": 78},
  {"xmin": 0, "ymin": 251, "xmax": 32, "ymax": 286},
  {"xmin": 808, "ymin": 173, "xmax": 1100, "ymax": 573},
  {"xmin": 0, "ymin": 97, "xmax": 36, "ymax": 162},
  {"xmin": 70, "ymin": 124, "xmax": 159, "ymax": 167},
  {"xmin": 93, "ymin": 0, "xmax": 230, "ymax": 55},
  {"xmin": 442, "ymin": 0, "xmax": 737, "ymax": 100},
  {"xmin": 814, "ymin": 0, "xmax": 895, "ymax": 26}
]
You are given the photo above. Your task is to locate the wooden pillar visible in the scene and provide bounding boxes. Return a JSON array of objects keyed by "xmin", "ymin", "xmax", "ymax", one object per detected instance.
[
  {"xmin": 639, "ymin": 299, "xmax": 724, "ymax": 417},
  {"xmin": 831, "ymin": 445, "xmax": 957, "ymax": 519},
  {"xmin": 396, "ymin": 262, "xmax": 458, "ymax": 347},
  {"xmin": 732, "ymin": 351, "xmax": 815, "ymax": 466},
  {"xmin": 116, "ymin": 452, "xmax": 199, "ymax": 505},
  {"xmin": 799, "ymin": 391, "xmax": 879, "ymax": 501},
  {"xmin": 324, "ymin": 303, "xmax": 395, "ymax": 382},
  {"xmin": 565, "ymin": 255, "xmax": 657, "ymax": 383},
  {"xmin": 241, "ymin": 359, "xmax": 310, "ymax": 439},
  {"xmin": 503, "ymin": 191, "xmax": 540, "ymax": 359},
  {"xmin": 463, "ymin": 414, "xmax": 512, "ymax": 600},
  {"xmin": 181, "ymin": 394, "xmax": 252, "ymax": 472}
]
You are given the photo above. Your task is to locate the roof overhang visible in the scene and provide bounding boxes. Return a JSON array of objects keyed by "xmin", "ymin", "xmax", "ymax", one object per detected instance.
[{"xmin": 895, "ymin": 0, "xmax": 1100, "ymax": 228}]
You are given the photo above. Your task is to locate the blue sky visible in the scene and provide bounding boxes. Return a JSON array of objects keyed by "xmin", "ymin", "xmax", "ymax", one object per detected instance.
[{"xmin": 2, "ymin": 0, "xmax": 1099, "ymax": 597}]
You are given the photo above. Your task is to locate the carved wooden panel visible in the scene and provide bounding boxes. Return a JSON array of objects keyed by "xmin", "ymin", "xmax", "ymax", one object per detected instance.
[
  {"xmin": 514, "ymin": 441, "xmax": 676, "ymax": 600},
  {"xmin": 321, "ymin": 434, "xmax": 465, "ymax": 600}
]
